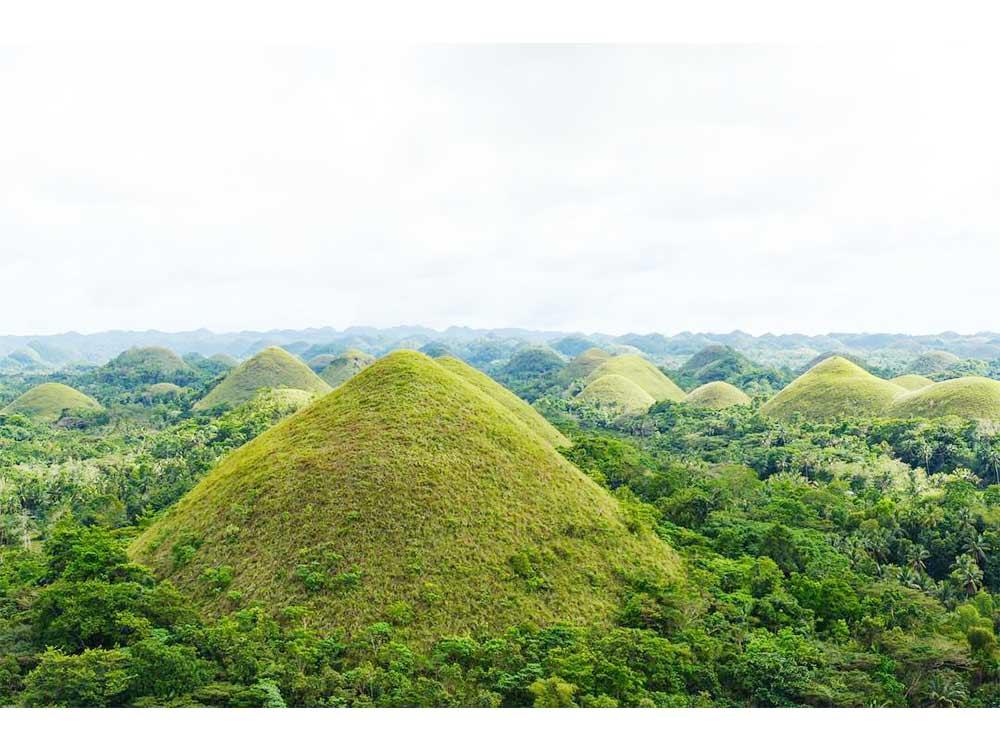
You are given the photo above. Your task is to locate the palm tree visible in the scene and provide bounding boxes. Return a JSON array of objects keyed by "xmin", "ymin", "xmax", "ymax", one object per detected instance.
[
  {"xmin": 964, "ymin": 533, "xmax": 989, "ymax": 565},
  {"xmin": 907, "ymin": 545, "xmax": 930, "ymax": 574},
  {"xmin": 952, "ymin": 554, "xmax": 983, "ymax": 596}
]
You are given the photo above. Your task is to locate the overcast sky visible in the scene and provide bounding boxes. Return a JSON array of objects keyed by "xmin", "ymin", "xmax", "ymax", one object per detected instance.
[{"xmin": 2, "ymin": 45, "xmax": 999, "ymax": 336}]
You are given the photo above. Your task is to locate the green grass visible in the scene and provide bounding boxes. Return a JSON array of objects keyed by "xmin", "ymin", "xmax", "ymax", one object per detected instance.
[
  {"xmin": 1, "ymin": 383, "xmax": 103, "ymax": 422},
  {"xmin": 318, "ymin": 349, "xmax": 376, "ymax": 388},
  {"xmin": 909, "ymin": 350, "xmax": 961, "ymax": 375},
  {"xmin": 574, "ymin": 374, "xmax": 656, "ymax": 416},
  {"xmin": 586, "ymin": 355, "xmax": 686, "ymax": 402},
  {"xmin": 209, "ymin": 353, "xmax": 240, "ymax": 369},
  {"xmin": 684, "ymin": 381, "xmax": 751, "ymax": 409},
  {"xmin": 889, "ymin": 374, "xmax": 935, "ymax": 391},
  {"xmin": 436, "ymin": 356, "xmax": 570, "ymax": 448},
  {"xmin": 761, "ymin": 356, "xmax": 904, "ymax": 421},
  {"xmin": 888, "ymin": 377, "xmax": 1000, "ymax": 420},
  {"xmin": 558, "ymin": 347, "xmax": 611, "ymax": 386},
  {"xmin": 195, "ymin": 347, "xmax": 331, "ymax": 411},
  {"xmin": 144, "ymin": 382, "xmax": 186, "ymax": 397},
  {"xmin": 131, "ymin": 351, "xmax": 678, "ymax": 645}
]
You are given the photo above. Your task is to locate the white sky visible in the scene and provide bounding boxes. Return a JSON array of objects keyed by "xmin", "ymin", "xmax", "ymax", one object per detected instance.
[{"xmin": 2, "ymin": 44, "xmax": 999, "ymax": 336}]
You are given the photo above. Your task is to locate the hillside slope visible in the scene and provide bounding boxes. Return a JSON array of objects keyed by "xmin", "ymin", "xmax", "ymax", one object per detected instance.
[
  {"xmin": 575, "ymin": 374, "xmax": 655, "ymax": 416},
  {"xmin": 131, "ymin": 351, "xmax": 678, "ymax": 644},
  {"xmin": 436, "ymin": 356, "xmax": 569, "ymax": 448}
]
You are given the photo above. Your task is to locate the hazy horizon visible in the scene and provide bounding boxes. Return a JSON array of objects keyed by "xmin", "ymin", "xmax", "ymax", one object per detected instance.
[{"xmin": 4, "ymin": 45, "xmax": 1000, "ymax": 336}]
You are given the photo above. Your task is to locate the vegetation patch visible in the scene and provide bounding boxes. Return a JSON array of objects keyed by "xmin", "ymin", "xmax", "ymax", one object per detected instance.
[
  {"xmin": 1, "ymin": 383, "xmax": 103, "ymax": 423},
  {"xmin": 195, "ymin": 347, "xmax": 331, "ymax": 411}
]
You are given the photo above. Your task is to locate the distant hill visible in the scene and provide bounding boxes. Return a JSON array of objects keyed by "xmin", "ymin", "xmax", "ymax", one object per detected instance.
[
  {"xmin": 888, "ymin": 377, "xmax": 1000, "ymax": 421},
  {"xmin": 574, "ymin": 374, "xmax": 656, "ymax": 416},
  {"xmin": 559, "ymin": 348, "xmax": 612, "ymax": 387},
  {"xmin": 1, "ymin": 383, "xmax": 103, "ymax": 422},
  {"xmin": 585, "ymin": 355, "xmax": 685, "ymax": 403},
  {"xmin": 551, "ymin": 335, "xmax": 598, "ymax": 357},
  {"xmin": 131, "ymin": 351, "xmax": 678, "ymax": 644},
  {"xmin": 909, "ymin": 350, "xmax": 963, "ymax": 376},
  {"xmin": 684, "ymin": 381, "xmax": 751, "ymax": 409},
  {"xmin": 195, "ymin": 347, "xmax": 331, "ymax": 411},
  {"xmin": 799, "ymin": 351, "xmax": 870, "ymax": 375},
  {"xmin": 318, "ymin": 349, "xmax": 376, "ymax": 388},
  {"xmin": 99, "ymin": 346, "xmax": 194, "ymax": 384},
  {"xmin": 761, "ymin": 356, "xmax": 904, "ymax": 421}
]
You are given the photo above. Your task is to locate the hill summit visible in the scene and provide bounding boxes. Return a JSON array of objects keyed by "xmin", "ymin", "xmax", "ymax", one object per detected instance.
[
  {"xmin": 684, "ymin": 381, "xmax": 751, "ymax": 409},
  {"xmin": 194, "ymin": 347, "xmax": 331, "ymax": 411},
  {"xmin": 1, "ymin": 383, "xmax": 103, "ymax": 422},
  {"xmin": 761, "ymin": 356, "xmax": 904, "ymax": 421},
  {"xmin": 101, "ymin": 346, "xmax": 193, "ymax": 383},
  {"xmin": 131, "ymin": 351, "xmax": 678, "ymax": 644},
  {"xmin": 889, "ymin": 377, "xmax": 1000, "ymax": 421},
  {"xmin": 318, "ymin": 348, "xmax": 376, "ymax": 388}
]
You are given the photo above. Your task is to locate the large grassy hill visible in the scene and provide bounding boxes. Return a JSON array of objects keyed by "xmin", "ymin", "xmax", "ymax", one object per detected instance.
[
  {"xmin": 586, "ymin": 355, "xmax": 685, "ymax": 402},
  {"xmin": 318, "ymin": 349, "xmax": 376, "ymax": 388},
  {"xmin": 684, "ymin": 381, "xmax": 751, "ymax": 409},
  {"xmin": 131, "ymin": 351, "xmax": 678, "ymax": 645},
  {"xmin": 1, "ymin": 383, "xmax": 103, "ymax": 422},
  {"xmin": 574, "ymin": 374, "xmax": 655, "ymax": 416},
  {"xmin": 437, "ymin": 356, "xmax": 569, "ymax": 448},
  {"xmin": 195, "ymin": 347, "xmax": 331, "ymax": 411},
  {"xmin": 888, "ymin": 377, "xmax": 1000, "ymax": 421},
  {"xmin": 761, "ymin": 356, "xmax": 904, "ymax": 421}
]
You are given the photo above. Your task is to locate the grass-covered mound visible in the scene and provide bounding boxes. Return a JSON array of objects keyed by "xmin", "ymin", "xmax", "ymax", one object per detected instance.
[
  {"xmin": 586, "ymin": 355, "xmax": 686, "ymax": 402},
  {"xmin": 195, "ymin": 347, "xmax": 331, "ymax": 411},
  {"xmin": 102, "ymin": 346, "xmax": 193, "ymax": 383},
  {"xmin": 559, "ymin": 347, "xmax": 611, "ymax": 386},
  {"xmin": 909, "ymin": 350, "xmax": 961, "ymax": 376},
  {"xmin": 890, "ymin": 374, "xmax": 935, "ymax": 391},
  {"xmin": 761, "ymin": 356, "xmax": 904, "ymax": 422},
  {"xmin": 436, "ymin": 356, "xmax": 569, "ymax": 448},
  {"xmin": 574, "ymin": 374, "xmax": 655, "ymax": 416},
  {"xmin": 1, "ymin": 383, "xmax": 103, "ymax": 422},
  {"xmin": 800, "ymin": 351, "xmax": 869, "ymax": 374},
  {"xmin": 209, "ymin": 353, "xmax": 240, "ymax": 369},
  {"xmin": 131, "ymin": 351, "xmax": 678, "ymax": 644},
  {"xmin": 684, "ymin": 381, "xmax": 751, "ymax": 409},
  {"xmin": 888, "ymin": 377, "xmax": 1000, "ymax": 421},
  {"xmin": 318, "ymin": 349, "xmax": 376, "ymax": 388}
]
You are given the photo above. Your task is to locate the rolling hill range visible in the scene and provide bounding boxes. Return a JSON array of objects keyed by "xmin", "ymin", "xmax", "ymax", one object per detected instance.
[
  {"xmin": 1, "ymin": 383, "xmax": 103, "ymax": 422},
  {"xmin": 558, "ymin": 347, "xmax": 612, "ymax": 387},
  {"xmin": 684, "ymin": 381, "xmax": 751, "ymax": 409},
  {"xmin": 888, "ymin": 377, "xmax": 1000, "ymax": 421},
  {"xmin": 130, "ymin": 351, "xmax": 679, "ymax": 644},
  {"xmin": 909, "ymin": 350, "xmax": 962, "ymax": 376},
  {"xmin": 195, "ymin": 347, "xmax": 331, "ymax": 411},
  {"xmin": 317, "ymin": 349, "xmax": 376, "ymax": 388},
  {"xmin": 761, "ymin": 356, "xmax": 905, "ymax": 421}
]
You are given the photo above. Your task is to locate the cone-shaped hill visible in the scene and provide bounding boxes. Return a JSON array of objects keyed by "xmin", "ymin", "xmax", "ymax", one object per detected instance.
[
  {"xmin": 558, "ymin": 347, "xmax": 611, "ymax": 387},
  {"xmin": 2, "ymin": 383, "xmax": 103, "ymax": 422},
  {"xmin": 131, "ymin": 351, "xmax": 679, "ymax": 644},
  {"xmin": 318, "ymin": 349, "xmax": 376, "ymax": 388},
  {"xmin": 194, "ymin": 347, "xmax": 331, "ymax": 411},
  {"xmin": 888, "ymin": 377, "xmax": 1000, "ymax": 421},
  {"xmin": 586, "ymin": 355, "xmax": 686, "ymax": 403},
  {"xmin": 890, "ymin": 374, "xmax": 935, "ymax": 391},
  {"xmin": 436, "ymin": 356, "xmax": 569, "ymax": 448},
  {"xmin": 574, "ymin": 374, "xmax": 655, "ymax": 416},
  {"xmin": 761, "ymin": 356, "xmax": 904, "ymax": 421},
  {"xmin": 684, "ymin": 381, "xmax": 752, "ymax": 409},
  {"xmin": 102, "ymin": 346, "xmax": 193, "ymax": 382}
]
